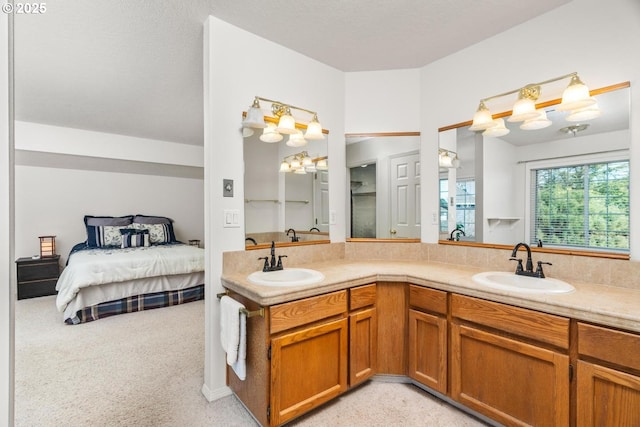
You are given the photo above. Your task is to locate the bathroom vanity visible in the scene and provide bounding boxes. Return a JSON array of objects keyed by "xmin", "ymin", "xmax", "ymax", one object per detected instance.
[{"xmin": 221, "ymin": 260, "xmax": 640, "ymax": 427}]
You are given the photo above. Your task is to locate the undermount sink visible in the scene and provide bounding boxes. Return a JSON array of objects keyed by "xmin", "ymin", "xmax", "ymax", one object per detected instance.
[
  {"xmin": 247, "ymin": 268, "xmax": 325, "ymax": 287},
  {"xmin": 472, "ymin": 271, "xmax": 575, "ymax": 294}
]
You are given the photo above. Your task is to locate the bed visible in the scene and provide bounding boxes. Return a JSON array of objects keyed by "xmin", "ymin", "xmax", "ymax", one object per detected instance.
[{"xmin": 55, "ymin": 214, "xmax": 205, "ymax": 324}]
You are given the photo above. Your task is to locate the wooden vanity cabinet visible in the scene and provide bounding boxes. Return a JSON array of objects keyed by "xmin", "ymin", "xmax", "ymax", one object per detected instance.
[
  {"xmin": 576, "ymin": 322, "xmax": 640, "ymax": 427},
  {"xmin": 450, "ymin": 294, "xmax": 571, "ymax": 427},
  {"xmin": 407, "ymin": 284, "xmax": 447, "ymax": 393},
  {"xmin": 349, "ymin": 283, "xmax": 377, "ymax": 387},
  {"xmin": 269, "ymin": 290, "xmax": 348, "ymax": 426}
]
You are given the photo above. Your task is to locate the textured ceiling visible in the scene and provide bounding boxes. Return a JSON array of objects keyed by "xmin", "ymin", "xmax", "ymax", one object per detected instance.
[{"xmin": 14, "ymin": 0, "xmax": 570, "ymax": 146}]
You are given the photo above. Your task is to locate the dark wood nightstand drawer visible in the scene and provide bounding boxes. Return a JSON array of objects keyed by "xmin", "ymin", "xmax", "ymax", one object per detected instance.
[{"xmin": 16, "ymin": 256, "xmax": 60, "ymax": 299}]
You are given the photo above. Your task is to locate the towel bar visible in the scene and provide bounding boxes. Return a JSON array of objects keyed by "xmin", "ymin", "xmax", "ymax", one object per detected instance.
[{"xmin": 217, "ymin": 290, "xmax": 265, "ymax": 318}]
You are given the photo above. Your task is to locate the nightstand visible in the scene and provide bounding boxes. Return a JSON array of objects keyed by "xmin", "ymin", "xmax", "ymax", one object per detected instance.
[{"xmin": 16, "ymin": 255, "xmax": 60, "ymax": 300}]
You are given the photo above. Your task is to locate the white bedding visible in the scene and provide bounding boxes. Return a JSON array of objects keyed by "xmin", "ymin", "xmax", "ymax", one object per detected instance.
[{"xmin": 56, "ymin": 244, "xmax": 205, "ymax": 313}]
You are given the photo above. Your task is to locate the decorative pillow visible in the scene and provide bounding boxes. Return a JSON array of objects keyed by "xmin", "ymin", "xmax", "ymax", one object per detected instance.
[
  {"xmin": 84, "ymin": 215, "xmax": 134, "ymax": 248},
  {"xmin": 120, "ymin": 229, "xmax": 150, "ymax": 248},
  {"xmin": 132, "ymin": 215, "xmax": 177, "ymax": 244}
]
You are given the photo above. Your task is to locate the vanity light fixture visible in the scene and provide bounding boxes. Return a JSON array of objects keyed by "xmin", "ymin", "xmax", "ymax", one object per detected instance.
[
  {"xmin": 470, "ymin": 72, "xmax": 599, "ymax": 132},
  {"xmin": 280, "ymin": 152, "xmax": 328, "ymax": 173},
  {"xmin": 242, "ymin": 96, "xmax": 325, "ymax": 144},
  {"xmin": 438, "ymin": 149, "xmax": 460, "ymax": 168}
]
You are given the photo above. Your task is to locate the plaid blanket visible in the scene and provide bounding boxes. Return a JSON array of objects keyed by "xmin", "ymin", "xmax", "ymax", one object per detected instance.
[{"xmin": 65, "ymin": 284, "xmax": 204, "ymax": 325}]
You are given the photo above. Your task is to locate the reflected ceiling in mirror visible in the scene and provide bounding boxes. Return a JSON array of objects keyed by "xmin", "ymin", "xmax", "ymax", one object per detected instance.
[
  {"xmin": 346, "ymin": 132, "xmax": 421, "ymax": 241},
  {"xmin": 243, "ymin": 117, "xmax": 329, "ymax": 249},
  {"xmin": 438, "ymin": 82, "xmax": 630, "ymax": 259}
]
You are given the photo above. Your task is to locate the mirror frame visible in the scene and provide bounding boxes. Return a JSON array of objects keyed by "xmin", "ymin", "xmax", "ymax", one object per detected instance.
[
  {"xmin": 244, "ymin": 114, "xmax": 331, "ymax": 251},
  {"xmin": 437, "ymin": 81, "xmax": 631, "ymax": 260},
  {"xmin": 345, "ymin": 131, "xmax": 422, "ymax": 243}
]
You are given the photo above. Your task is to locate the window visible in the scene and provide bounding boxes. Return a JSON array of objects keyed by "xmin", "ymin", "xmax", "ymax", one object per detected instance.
[
  {"xmin": 455, "ymin": 179, "xmax": 475, "ymax": 238},
  {"xmin": 439, "ymin": 179, "xmax": 448, "ymax": 233},
  {"xmin": 531, "ymin": 160, "xmax": 629, "ymax": 252}
]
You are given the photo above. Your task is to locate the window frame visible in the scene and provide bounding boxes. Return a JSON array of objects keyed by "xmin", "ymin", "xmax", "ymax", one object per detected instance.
[{"xmin": 524, "ymin": 150, "xmax": 630, "ymax": 253}]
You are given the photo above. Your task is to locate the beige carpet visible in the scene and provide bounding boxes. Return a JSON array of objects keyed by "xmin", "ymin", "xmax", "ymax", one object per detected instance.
[{"xmin": 15, "ymin": 296, "xmax": 491, "ymax": 426}]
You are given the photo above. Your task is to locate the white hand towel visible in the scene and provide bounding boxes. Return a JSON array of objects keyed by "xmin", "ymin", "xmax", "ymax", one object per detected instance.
[{"xmin": 219, "ymin": 295, "xmax": 247, "ymax": 380}]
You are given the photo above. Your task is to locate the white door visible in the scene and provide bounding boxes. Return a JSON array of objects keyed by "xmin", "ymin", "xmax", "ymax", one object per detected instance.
[
  {"xmin": 390, "ymin": 153, "xmax": 420, "ymax": 238},
  {"xmin": 314, "ymin": 170, "xmax": 330, "ymax": 232}
]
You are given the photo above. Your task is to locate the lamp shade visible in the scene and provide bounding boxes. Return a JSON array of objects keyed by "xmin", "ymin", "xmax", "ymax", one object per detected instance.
[
  {"xmin": 286, "ymin": 130, "xmax": 307, "ymax": 147},
  {"xmin": 304, "ymin": 115, "xmax": 324, "ymax": 140},
  {"xmin": 469, "ymin": 101, "xmax": 496, "ymax": 131},
  {"xmin": 315, "ymin": 158, "xmax": 328, "ymax": 170},
  {"xmin": 242, "ymin": 106, "xmax": 267, "ymax": 129},
  {"xmin": 39, "ymin": 235, "xmax": 56, "ymax": 258},
  {"xmin": 260, "ymin": 123, "xmax": 283, "ymax": 143},
  {"xmin": 276, "ymin": 107, "xmax": 297, "ymax": 134},
  {"xmin": 279, "ymin": 161, "xmax": 291, "ymax": 172},
  {"xmin": 482, "ymin": 118, "xmax": 510, "ymax": 137},
  {"xmin": 566, "ymin": 102, "xmax": 601, "ymax": 122},
  {"xmin": 520, "ymin": 110, "xmax": 552, "ymax": 130},
  {"xmin": 508, "ymin": 98, "xmax": 540, "ymax": 122},
  {"xmin": 558, "ymin": 75, "xmax": 596, "ymax": 111}
]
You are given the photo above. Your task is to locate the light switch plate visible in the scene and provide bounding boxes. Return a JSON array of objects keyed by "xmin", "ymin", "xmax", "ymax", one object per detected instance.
[
  {"xmin": 223, "ymin": 179, "xmax": 234, "ymax": 197},
  {"xmin": 223, "ymin": 209, "xmax": 240, "ymax": 228}
]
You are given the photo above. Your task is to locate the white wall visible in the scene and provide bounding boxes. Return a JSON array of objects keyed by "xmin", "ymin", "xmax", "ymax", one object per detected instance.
[
  {"xmin": 14, "ymin": 123, "xmax": 204, "ymax": 265},
  {"xmin": 1, "ymin": 10, "xmax": 14, "ymax": 427},
  {"xmin": 15, "ymin": 165, "xmax": 204, "ymax": 264},
  {"xmin": 419, "ymin": 0, "xmax": 640, "ymax": 257},
  {"xmin": 345, "ymin": 69, "xmax": 421, "ymax": 133},
  {"xmin": 203, "ymin": 16, "xmax": 345, "ymax": 399}
]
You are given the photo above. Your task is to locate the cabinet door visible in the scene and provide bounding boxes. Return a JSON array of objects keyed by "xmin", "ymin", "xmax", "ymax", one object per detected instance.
[
  {"xmin": 577, "ymin": 360, "xmax": 640, "ymax": 427},
  {"xmin": 408, "ymin": 309, "xmax": 447, "ymax": 393},
  {"xmin": 451, "ymin": 323, "xmax": 569, "ymax": 427},
  {"xmin": 349, "ymin": 307, "xmax": 377, "ymax": 387},
  {"xmin": 270, "ymin": 317, "xmax": 348, "ymax": 426}
]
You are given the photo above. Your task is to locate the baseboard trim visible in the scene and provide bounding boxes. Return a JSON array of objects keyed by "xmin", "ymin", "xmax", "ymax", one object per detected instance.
[{"xmin": 201, "ymin": 383, "xmax": 232, "ymax": 402}]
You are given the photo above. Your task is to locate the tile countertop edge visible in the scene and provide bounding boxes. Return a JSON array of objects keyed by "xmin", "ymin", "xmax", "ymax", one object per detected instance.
[{"xmin": 220, "ymin": 260, "xmax": 640, "ymax": 334}]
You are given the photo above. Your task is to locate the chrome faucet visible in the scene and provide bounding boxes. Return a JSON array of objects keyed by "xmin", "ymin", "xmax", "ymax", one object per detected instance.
[
  {"xmin": 510, "ymin": 242, "xmax": 552, "ymax": 278},
  {"xmin": 258, "ymin": 241, "xmax": 286, "ymax": 272},
  {"xmin": 286, "ymin": 228, "xmax": 299, "ymax": 242},
  {"xmin": 448, "ymin": 227, "xmax": 465, "ymax": 241}
]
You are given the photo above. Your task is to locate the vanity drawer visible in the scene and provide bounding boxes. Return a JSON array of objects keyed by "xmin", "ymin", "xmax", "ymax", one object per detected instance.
[
  {"xmin": 409, "ymin": 285, "xmax": 447, "ymax": 315},
  {"xmin": 451, "ymin": 294, "xmax": 569, "ymax": 349},
  {"xmin": 350, "ymin": 283, "xmax": 376, "ymax": 311},
  {"xmin": 270, "ymin": 290, "xmax": 347, "ymax": 334},
  {"xmin": 578, "ymin": 322, "xmax": 640, "ymax": 371}
]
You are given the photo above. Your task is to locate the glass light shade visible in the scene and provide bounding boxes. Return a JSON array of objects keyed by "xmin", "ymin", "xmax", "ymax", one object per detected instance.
[
  {"xmin": 290, "ymin": 158, "xmax": 301, "ymax": 169},
  {"xmin": 558, "ymin": 75, "xmax": 596, "ymax": 111},
  {"xmin": 520, "ymin": 110, "xmax": 552, "ymax": 130},
  {"xmin": 242, "ymin": 127, "xmax": 255, "ymax": 137},
  {"xmin": 566, "ymin": 102, "xmax": 601, "ymax": 122},
  {"xmin": 305, "ymin": 164, "xmax": 317, "ymax": 172},
  {"xmin": 508, "ymin": 98, "xmax": 540, "ymax": 122},
  {"xmin": 286, "ymin": 130, "xmax": 307, "ymax": 147},
  {"xmin": 259, "ymin": 123, "xmax": 283, "ymax": 143},
  {"xmin": 279, "ymin": 161, "xmax": 291, "ymax": 172},
  {"xmin": 439, "ymin": 152, "xmax": 453, "ymax": 168},
  {"xmin": 315, "ymin": 159, "xmax": 328, "ymax": 170},
  {"xmin": 294, "ymin": 168, "xmax": 307, "ymax": 174},
  {"xmin": 469, "ymin": 101, "xmax": 496, "ymax": 131},
  {"xmin": 302, "ymin": 155, "xmax": 313, "ymax": 167},
  {"xmin": 276, "ymin": 108, "xmax": 297, "ymax": 134},
  {"xmin": 304, "ymin": 115, "xmax": 325, "ymax": 140},
  {"xmin": 482, "ymin": 118, "xmax": 510, "ymax": 137},
  {"xmin": 242, "ymin": 106, "xmax": 267, "ymax": 129}
]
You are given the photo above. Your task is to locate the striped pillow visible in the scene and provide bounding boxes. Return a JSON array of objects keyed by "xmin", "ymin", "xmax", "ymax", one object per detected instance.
[{"xmin": 120, "ymin": 229, "xmax": 150, "ymax": 248}]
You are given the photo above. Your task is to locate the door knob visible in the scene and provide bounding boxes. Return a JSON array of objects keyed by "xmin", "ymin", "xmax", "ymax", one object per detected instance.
[{"xmin": 390, "ymin": 229, "xmax": 397, "ymax": 235}]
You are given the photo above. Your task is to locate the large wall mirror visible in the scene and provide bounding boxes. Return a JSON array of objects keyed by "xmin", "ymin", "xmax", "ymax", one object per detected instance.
[
  {"xmin": 438, "ymin": 82, "xmax": 630, "ymax": 258},
  {"xmin": 244, "ymin": 119, "xmax": 329, "ymax": 249},
  {"xmin": 346, "ymin": 132, "xmax": 421, "ymax": 240}
]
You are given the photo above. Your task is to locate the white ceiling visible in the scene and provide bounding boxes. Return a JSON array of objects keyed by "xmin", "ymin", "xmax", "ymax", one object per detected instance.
[{"xmin": 14, "ymin": 0, "xmax": 571, "ymax": 146}]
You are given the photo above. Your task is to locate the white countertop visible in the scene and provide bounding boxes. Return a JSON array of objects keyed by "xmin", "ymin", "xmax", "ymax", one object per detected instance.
[{"xmin": 221, "ymin": 260, "xmax": 640, "ymax": 334}]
